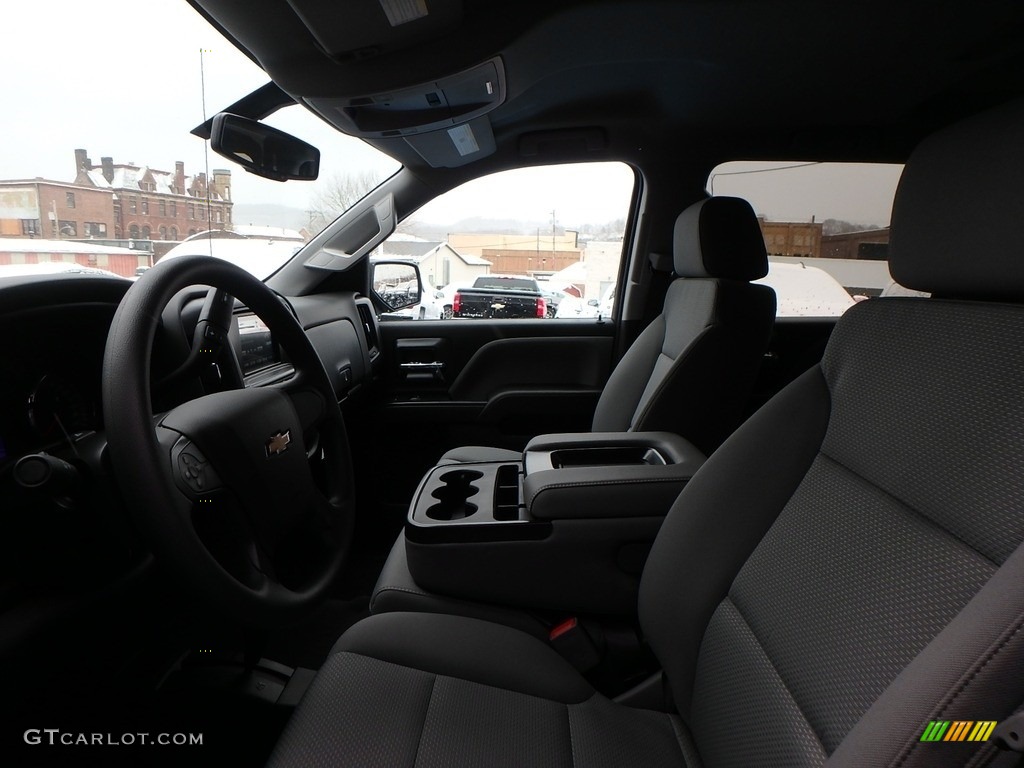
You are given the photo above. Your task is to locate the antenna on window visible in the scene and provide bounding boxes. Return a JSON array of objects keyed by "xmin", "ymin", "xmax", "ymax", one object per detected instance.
[{"xmin": 199, "ymin": 49, "xmax": 215, "ymax": 254}]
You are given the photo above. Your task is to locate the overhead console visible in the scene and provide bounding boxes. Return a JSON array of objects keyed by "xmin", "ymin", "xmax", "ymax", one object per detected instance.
[
  {"xmin": 403, "ymin": 431, "xmax": 706, "ymax": 617},
  {"xmin": 305, "ymin": 58, "xmax": 505, "ymax": 167},
  {"xmin": 308, "ymin": 58, "xmax": 505, "ymax": 138}
]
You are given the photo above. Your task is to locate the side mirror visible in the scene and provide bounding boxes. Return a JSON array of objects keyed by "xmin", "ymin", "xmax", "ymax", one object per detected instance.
[
  {"xmin": 210, "ymin": 113, "xmax": 320, "ymax": 182},
  {"xmin": 371, "ymin": 260, "xmax": 423, "ymax": 315}
]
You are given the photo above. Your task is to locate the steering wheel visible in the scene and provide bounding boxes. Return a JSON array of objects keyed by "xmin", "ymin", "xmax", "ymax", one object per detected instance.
[{"xmin": 102, "ymin": 254, "xmax": 354, "ymax": 626}]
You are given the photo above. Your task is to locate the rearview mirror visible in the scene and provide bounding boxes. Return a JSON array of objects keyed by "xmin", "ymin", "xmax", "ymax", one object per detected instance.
[{"xmin": 210, "ymin": 113, "xmax": 320, "ymax": 182}]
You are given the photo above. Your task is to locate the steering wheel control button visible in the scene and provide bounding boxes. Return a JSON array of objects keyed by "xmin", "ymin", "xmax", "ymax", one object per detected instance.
[
  {"xmin": 170, "ymin": 438, "xmax": 222, "ymax": 497},
  {"xmin": 13, "ymin": 453, "xmax": 80, "ymax": 492},
  {"xmin": 14, "ymin": 455, "xmax": 52, "ymax": 486}
]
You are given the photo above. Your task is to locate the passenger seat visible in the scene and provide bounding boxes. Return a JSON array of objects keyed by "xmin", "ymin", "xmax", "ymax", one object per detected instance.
[
  {"xmin": 441, "ymin": 195, "xmax": 777, "ymax": 464},
  {"xmin": 371, "ymin": 197, "xmax": 777, "ymax": 626}
]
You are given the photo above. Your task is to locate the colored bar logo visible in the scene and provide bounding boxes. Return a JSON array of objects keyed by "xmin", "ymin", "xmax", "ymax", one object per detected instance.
[{"xmin": 919, "ymin": 721, "xmax": 997, "ymax": 742}]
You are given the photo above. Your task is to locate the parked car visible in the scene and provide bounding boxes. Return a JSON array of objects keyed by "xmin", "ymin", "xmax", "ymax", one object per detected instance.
[
  {"xmin": 389, "ymin": 281, "xmax": 445, "ymax": 319},
  {"xmin": 554, "ymin": 294, "xmax": 600, "ymax": 318},
  {"xmin": 452, "ymin": 274, "xmax": 547, "ymax": 318},
  {"xmin": 437, "ymin": 281, "xmax": 470, "ymax": 319},
  {"xmin": 755, "ymin": 261, "xmax": 857, "ymax": 317},
  {"xmin": 538, "ymin": 285, "xmax": 569, "ymax": 317},
  {"xmin": 555, "ymin": 284, "xmax": 615, "ymax": 319}
]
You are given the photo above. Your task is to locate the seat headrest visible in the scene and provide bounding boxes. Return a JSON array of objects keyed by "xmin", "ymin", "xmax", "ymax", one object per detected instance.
[
  {"xmin": 673, "ymin": 197, "xmax": 768, "ymax": 281},
  {"xmin": 890, "ymin": 98, "xmax": 1024, "ymax": 300}
]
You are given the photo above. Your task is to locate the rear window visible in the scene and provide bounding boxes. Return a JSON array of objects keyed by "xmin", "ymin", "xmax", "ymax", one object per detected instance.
[
  {"xmin": 708, "ymin": 162, "xmax": 904, "ymax": 317},
  {"xmin": 472, "ymin": 277, "xmax": 537, "ymax": 291}
]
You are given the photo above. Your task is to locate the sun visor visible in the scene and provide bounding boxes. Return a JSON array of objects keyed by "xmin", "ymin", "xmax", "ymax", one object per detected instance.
[
  {"xmin": 286, "ymin": 0, "xmax": 463, "ymax": 61},
  {"xmin": 305, "ymin": 57, "xmax": 505, "ymax": 139}
]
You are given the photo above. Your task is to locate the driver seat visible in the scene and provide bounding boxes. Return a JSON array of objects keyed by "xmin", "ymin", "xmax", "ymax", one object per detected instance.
[{"xmin": 267, "ymin": 101, "xmax": 1024, "ymax": 768}]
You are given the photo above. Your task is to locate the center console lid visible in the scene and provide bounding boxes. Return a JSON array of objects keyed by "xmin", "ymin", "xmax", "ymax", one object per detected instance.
[{"xmin": 522, "ymin": 432, "xmax": 706, "ymax": 520}]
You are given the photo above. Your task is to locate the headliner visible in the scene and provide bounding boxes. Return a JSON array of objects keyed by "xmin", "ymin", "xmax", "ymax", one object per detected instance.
[{"xmin": 190, "ymin": 0, "xmax": 1024, "ymax": 173}]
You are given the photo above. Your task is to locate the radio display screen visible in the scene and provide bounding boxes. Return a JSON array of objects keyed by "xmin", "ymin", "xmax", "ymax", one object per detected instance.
[{"xmin": 237, "ymin": 314, "xmax": 278, "ymax": 374}]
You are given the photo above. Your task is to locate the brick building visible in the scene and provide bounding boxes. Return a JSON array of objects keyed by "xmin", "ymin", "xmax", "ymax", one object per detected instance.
[
  {"xmin": 759, "ymin": 219, "xmax": 823, "ymax": 258},
  {"xmin": 820, "ymin": 228, "xmax": 890, "ymax": 260},
  {"xmin": 0, "ymin": 180, "xmax": 114, "ymax": 240},
  {"xmin": 73, "ymin": 149, "xmax": 232, "ymax": 241},
  {"xmin": 448, "ymin": 232, "xmax": 581, "ymax": 277}
]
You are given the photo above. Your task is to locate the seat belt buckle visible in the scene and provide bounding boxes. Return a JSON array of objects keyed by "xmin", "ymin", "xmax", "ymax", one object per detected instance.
[
  {"xmin": 993, "ymin": 712, "xmax": 1024, "ymax": 753},
  {"xmin": 549, "ymin": 617, "xmax": 602, "ymax": 672}
]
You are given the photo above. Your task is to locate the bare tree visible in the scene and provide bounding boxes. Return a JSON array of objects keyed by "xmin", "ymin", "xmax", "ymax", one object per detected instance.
[
  {"xmin": 307, "ymin": 170, "xmax": 381, "ymax": 231},
  {"xmin": 821, "ymin": 218, "xmax": 884, "ymax": 236}
]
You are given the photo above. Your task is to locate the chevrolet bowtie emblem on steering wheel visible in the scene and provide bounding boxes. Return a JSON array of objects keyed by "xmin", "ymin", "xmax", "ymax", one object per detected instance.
[{"xmin": 265, "ymin": 430, "xmax": 292, "ymax": 457}]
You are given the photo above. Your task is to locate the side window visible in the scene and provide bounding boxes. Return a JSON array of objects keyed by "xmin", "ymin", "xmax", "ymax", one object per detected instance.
[
  {"xmin": 374, "ymin": 162, "xmax": 634, "ymax": 320},
  {"xmin": 708, "ymin": 162, "xmax": 907, "ymax": 317}
]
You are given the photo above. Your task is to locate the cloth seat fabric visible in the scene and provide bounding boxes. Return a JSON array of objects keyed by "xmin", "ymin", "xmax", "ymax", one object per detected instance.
[{"xmin": 267, "ymin": 613, "xmax": 701, "ymax": 768}]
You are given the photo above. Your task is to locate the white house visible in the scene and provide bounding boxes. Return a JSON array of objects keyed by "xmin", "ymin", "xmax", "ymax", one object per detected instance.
[{"xmin": 379, "ymin": 234, "xmax": 491, "ymax": 288}]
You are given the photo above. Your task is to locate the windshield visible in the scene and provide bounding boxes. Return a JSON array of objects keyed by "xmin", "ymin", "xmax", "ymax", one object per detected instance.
[{"xmin": 0, "ymin": 1, "xmax": 400, "ymax": 280}]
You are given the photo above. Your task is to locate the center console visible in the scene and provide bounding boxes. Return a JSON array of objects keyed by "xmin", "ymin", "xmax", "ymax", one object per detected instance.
[{"xmin": 403, "ymin": 431, "xmax": 705, "ymax": 617}]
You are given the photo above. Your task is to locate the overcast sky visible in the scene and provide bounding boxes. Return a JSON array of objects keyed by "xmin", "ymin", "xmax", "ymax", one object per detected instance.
[
  {"xmin": 2, "ymin": 1, "xmax": 903, "ymax": 229},
  {"xmin": 0, "ymin": 0, "xmax": 395, "ymax": 213},
  {"xmin": 709, "ymin": 161, "xmax": 904, "ymax": 227}
]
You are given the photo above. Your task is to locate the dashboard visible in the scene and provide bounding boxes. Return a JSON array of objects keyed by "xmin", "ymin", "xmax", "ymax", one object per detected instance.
[
  {"xmin": 0, "ymin": 303, "xmax": 112, "ymax": 468},
  {"xmin": 0, "ymin": 274, "xmax": 381, "ymax": 474}
]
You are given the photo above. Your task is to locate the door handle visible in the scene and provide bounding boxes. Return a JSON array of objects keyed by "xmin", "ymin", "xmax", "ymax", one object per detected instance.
[{"xmin": 399, "ymin": 361, "xmax": 445, "ymax": 371}]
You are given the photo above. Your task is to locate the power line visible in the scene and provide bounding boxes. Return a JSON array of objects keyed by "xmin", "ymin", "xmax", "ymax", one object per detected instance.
[{"xmin": 708, "ymin": 162, "xmax": 823, "ymax": 195}]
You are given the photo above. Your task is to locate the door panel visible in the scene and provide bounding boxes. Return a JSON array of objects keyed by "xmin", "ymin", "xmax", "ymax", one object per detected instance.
[
  {"xmin": 362, "ymin": 318, "xmax": 615, "ymax": 505},
  {"xmin": 449, "ymin": 336, "xmax": 610, "ymax": 399}
]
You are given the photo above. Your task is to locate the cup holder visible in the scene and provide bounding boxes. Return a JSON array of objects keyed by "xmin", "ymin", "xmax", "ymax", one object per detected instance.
[{"xmin": 426, "ymin": 469, "xmax": 483, "ymax": 520}]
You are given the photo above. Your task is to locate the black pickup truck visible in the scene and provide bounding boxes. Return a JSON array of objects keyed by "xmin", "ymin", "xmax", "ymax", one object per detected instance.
[{"xmin": 452, "ymin": 275, "xmax": 547, "ymax": 318}]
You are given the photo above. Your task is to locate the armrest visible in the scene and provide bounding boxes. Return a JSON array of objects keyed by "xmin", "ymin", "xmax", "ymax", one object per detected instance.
[
  {"xmin": 522, "ymin": 431, "xmax": 705, "ymax": 521},
  {"xmin": 525, "ymin": 463, "xmax": 697, "ymax": 520}
]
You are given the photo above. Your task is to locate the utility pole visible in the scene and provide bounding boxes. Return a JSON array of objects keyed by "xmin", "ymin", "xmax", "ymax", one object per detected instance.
[
  {"xmin": 550, "ymin": 209, "xmax": 556, "ymax": 253},
  {"xmin": 535, "ymin": 227, "xmax": 540, "ymax": 276},
  {"xmin": 52, "ymin": 200, "xmax": 60, "ymax": 240}
]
